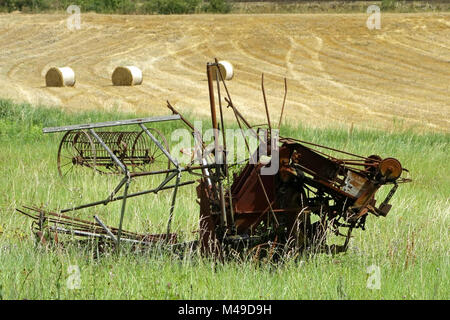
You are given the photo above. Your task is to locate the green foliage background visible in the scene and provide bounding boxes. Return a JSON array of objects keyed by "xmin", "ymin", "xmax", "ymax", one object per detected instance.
[{"xmin": 0, "ymin": 0, "xmax": 232, "ymax": 14}]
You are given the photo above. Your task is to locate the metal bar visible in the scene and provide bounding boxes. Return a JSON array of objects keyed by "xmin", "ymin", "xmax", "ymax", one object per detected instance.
[
  {"xmin": 166, "ymin": 172, "xmax": 181, "ymax": 238},
  {"xmin": 207, "ymin": 63, "xmax": 219, "ymax": 136},
  {"xmin": 129, "ymin": 164, "xmax": 216, "ymax": 178},
  {"xmin": 256, "ymin": 172, "xmax": 279, "ymax": 227},
  {"xmin": 50, "ymin": 226, "xmax": 152, "ymax": 245},
  {"xmin": 94, "ymin": 215, "xmax": 117, "ymax": 243},
  {"xmin": 214, "ymin": 61, "xmax": 235, "ymax": 230},
  {"xmin": 108, "ymin": 176, "xmax": 128, "ymax": 202},
  {"xmin": 167, "ymin": 101, "xmax": 195, "ymax": 132},
  {"xmin": 59, "ymin": 180, "xmax": 195, "ymax": 213},
  {"xmin": 278, "ymin": 78, "xmax": 288, "ymax": 129},
  {"xmin": 89, "ymin": 129, "xmax": 128, "ymax": 175},
  {"xmin": 138, "ymin": 123, "xmax": 179, "ymax": 168},
  {"xmin": 116, "ymin": 179, "xmax": 130, "ymax": 251},
  {"xmin": 215, "ymin": 58, "xmax": 228, "ymax": 176},
  {"xmin": 207, "ymin": 62, "xmax": 228, "ymax": 230},
  {"xmin": 43, "ymin": 115, "xmax": 180, "ymax": 133},
  {"xmin": 280, "ymin": 137, "xmax": 372, "ymax": 160},
  {"xmin": 261, "ymin": 73, "xmax": 272, "ymax": 132},
  {"xmin": 153, "ymin": 170, "xmax": 178, "ymax": 194}
]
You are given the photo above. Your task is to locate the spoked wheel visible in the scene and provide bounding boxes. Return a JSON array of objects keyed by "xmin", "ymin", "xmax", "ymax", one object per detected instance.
[
  {"xmin": 131, "ymin": 128, "xmax": 171, "ymax": 175},
  {"xmin": 57, "ymin": 130, "xmax": 96, "ymax": 178},
  {"xmin": 92, "ymin": 132, "xmax": 128, "ymax": 175}
]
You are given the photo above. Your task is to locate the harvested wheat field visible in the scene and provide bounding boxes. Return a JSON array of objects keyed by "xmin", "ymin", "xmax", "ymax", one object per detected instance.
[{"xmin": 0, "ymin": 13, "xmax": 449, "ymax": 132}]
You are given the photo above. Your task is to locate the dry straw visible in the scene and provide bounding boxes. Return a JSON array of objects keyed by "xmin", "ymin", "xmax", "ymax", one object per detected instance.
[
  {"xmin": 45, "ymin": 67, "xmax": 76, "ymax": 87},
  {"xmin": 112, "ymin": 66, "xmax": 143, "ymax": 86}
]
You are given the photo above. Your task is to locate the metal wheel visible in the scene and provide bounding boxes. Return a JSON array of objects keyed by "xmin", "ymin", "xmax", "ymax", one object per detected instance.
[
  {"xmin": 57, "ymin": 130, "xmax": 96, "ymax": 178},
  {"xmin": 131, "ymin": 128, "xmax": 171, "ymax": 174}
]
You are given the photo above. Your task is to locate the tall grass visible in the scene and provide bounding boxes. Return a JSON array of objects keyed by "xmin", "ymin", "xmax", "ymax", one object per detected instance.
[{"xmin": 0, "ymin": 99, "xmax": 448, "ymax": 299}]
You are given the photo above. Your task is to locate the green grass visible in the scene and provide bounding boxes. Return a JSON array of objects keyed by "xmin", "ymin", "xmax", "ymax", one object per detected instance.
[{"xmin": 0, "ymin": 99, "xmax": 448, "ymax": 299}]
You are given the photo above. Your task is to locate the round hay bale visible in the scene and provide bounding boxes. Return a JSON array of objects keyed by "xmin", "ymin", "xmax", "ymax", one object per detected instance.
[
  {"xmin": 112, "ymin": 66, "xmax": 143, "ymax": 86},
  {"xmin": 45, "ymin": 67, "xmax": 75, "ymax": 87},
  {"xmin": 213, "ymin": 61, "xmax": 234, "ymax": 81}
]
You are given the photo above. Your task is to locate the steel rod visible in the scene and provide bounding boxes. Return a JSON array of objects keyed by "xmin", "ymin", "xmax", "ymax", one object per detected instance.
[
  {"xmin": 59, "ymin": 180, "xmax": 195, "ymax": 213},
  {"xmin": 89, "ymin": 129, "xmax": 128, "ymax": 175},
  {"xmin": 43, "ymin": 115, "xmax": 180, "ymax": 133},
  {"xmin": 139, "ymin": 123, "xmax": 179, "ymax": 168},
  {"xmin": 94, "ymin": 215, "xmax": 118, "ymax": 243},
  {"xmin": 278, "ymin": 78, "xmax": 288, "ymax": 129},
  {"xmin": 116, "ymin": 179, "xmax": 130, "ymax": 251},
  {"xmin": 166, "ymin": 172, "xmax": 181, "ymax": 239}
]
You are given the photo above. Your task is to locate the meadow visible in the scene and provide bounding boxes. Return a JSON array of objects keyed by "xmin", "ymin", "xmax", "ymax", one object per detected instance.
[{"xmin": 0, "ymin": 98, "xmax": 448, "ymax": 299}]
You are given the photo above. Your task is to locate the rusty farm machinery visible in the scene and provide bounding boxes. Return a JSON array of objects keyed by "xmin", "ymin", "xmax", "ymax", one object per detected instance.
[
  {"xmin": 56, "ymin": 128, "xmax": 170, "ymax": 177},
  {"xmin": 17, "ymin": 60, "xmax": 411, "ymax": 258}
]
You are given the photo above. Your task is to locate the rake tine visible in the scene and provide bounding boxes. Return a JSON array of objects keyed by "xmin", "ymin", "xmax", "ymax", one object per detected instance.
[
  {"xmin": 278, "ymin": 77, "xmax": 287, "ymax": 130},
  {"xmin": 261, "ymin": 73, "xmax": 272, "ymax": 132}
]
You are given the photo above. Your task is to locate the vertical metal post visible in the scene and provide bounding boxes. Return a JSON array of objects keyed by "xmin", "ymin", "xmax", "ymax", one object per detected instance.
[
  {"xmin": 116, "ymin": 179, "xmax": 130, "ymax": 252},
  {"xmin": 207, "ymin": 63, "xmax": 227, "ymax": 230},
  {"xmin": 214, "ymin": 61, "xmax": 235, "ymax": 230},
  {"xmin": 166, "ymin": 172, "xmax": 181, "ymax": 240}
]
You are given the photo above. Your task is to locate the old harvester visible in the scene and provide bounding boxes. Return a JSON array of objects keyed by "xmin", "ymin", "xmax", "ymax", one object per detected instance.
[{"xmin": 17, "ymin": 60, "xmax": 411, "ymax": 257}]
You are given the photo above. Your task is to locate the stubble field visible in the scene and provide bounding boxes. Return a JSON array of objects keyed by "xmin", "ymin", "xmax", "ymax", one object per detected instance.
[{"xmin": 0, "ymin": 12, "xmax": 449, "ymax": 132}]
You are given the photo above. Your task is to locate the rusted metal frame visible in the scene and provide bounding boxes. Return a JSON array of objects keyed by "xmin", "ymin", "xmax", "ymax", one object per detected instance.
[
  {"xmin": 280, "ymin": 137, "xmax": 377, "ymax": 161},
  {"xmin": 303, "ymin": 149, "xmax": 376, "ymax": 172},
  {"xmin": 224, "ymin": 97, "xmax": 265, "ymax": 146},
  {"xmin": 51, "ymin": 224, "xmax": 178, "ymax": 245},
  {"xmin": 43, "ymin": 115, "xmax": 181, "ymax": 133},
  {"xmin": 278, "ymin": 78, "xmax": 288, "ymax": 129},
  {"xmin": 129, "ymin": 164, "xmax": 216, "ymax": 178},
  {"xmin": 235, "ymin": 207, "xmax": 309, "ymax": 215},
  {"xmin": 138, "ymin": 123, "xmax": 179, "ymax": 169},
  {"xmin": 88, "ymin": 129, "xmax": 132, "ymax": 221},
  {"xmin": 261, "ymin": 73, "xmax": 272, "ymax": 133},
  {"xmin": 213, "ymin": 63, "xmax": 261, "ymax": 145},
  {"xmin": 167, "ymin": 101, "xmax": 208, "ymax": 154},
  {"xmin": 166, "ymin": 172, "xmax": 181, "ymax": 239},
  {"xmin": 248, "ymin": 201, "xmax": 274, "ymax": 234},
  {"xmin": 291, "ymin": 166, "xmax": 358, "ymax": 202},
  {"xmin": 207, "ymin": 62, "xmax": 228, "ymax": 230},
  {"xmin": 108, "ymin": 176, "xmax": 129, "ymax": 202},
  {"xmin": 227, "ymin": 99, "xmax": 264, "ymax": 167},
  {"xmin": 214, "ymin": 60, "xmax": 236, "ymax": 230},
  {"xmin": 17, "ymin": 208, "xmax": 102, "ymax": 234},
  {"xmin": 89, "ymin": 129, "xmax": 128, "ymax": 175},
  {"xmin": 49, "ymin": 226, "xmax": 155, "ymax": 246},
  {"xmin": 81, "ymin": 130, "xmax": 133, "ymax": 245},
  {"xmin": 134, "ymin": 123, "xmax": 186, "ymax": 237},
  {"xmin": 116, "ymin": 178, "xmax": 130, "ymax": 251},
  {"xmin": 214, "ymin": 59, "xmax": 228, "ymax": 175},
  {"xmin": 58, "ymin": 179, "xmax": 194, "ymax": 214},
  {"xmin": 213, "ymin": 63, "xmax": 262, "ymax": 146},
  {"xmin": 342, "ymin": 226, "xmax": 354, "ymax": 251},
  {"xmin": 256, "ymin": 172, "xmax": 279, "ymax": 227},
  {"xmin": 94, "ymin": 215, "xmax": 118, "ymax": 244},
  {"xmin": 19, "ymin": 207, "xmax": 139, "ymax": 239},
  {"xmin": 148, "ymin": 170, "xmax": 179, "ymax": 194}
]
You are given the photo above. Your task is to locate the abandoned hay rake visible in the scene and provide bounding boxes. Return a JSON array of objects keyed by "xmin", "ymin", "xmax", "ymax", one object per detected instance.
[
  {"xmin": 57, "ymin": 127, "xmax": 170, "ymax": 177},
  {"xmin": 17, "ymin": 59, "xmax": 411, "ymax": 258}
]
